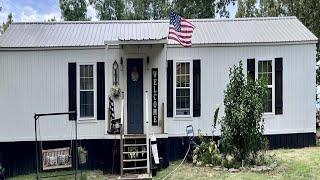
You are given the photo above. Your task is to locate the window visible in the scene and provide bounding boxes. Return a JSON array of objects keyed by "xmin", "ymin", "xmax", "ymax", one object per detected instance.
[
  {"xmin": 79, "ymin": 64, "xmax": 95, "ymax": 118},
  {"xmin": 257, "ymin": 60, "xmax": 273, "ymax": 113},
  {"xmin": 174, "ymin": 61, "xmax": 192, "ymax": 116}
]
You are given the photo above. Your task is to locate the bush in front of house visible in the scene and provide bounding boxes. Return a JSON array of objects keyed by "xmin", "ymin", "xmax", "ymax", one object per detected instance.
[
  {"xmin": 220, "ymin": 61, "xmax": 269, "ymax": 166},
  {"xmin": 192, "ymin": 130, "xmax": 222, "ymax": 166},
  {"xmin": 192, "ymin": 107, "xmax": 222, "ymax": 166},
  {"xmin": 192, "ymin": 61, "xmax": 274, "ymax": 170}
]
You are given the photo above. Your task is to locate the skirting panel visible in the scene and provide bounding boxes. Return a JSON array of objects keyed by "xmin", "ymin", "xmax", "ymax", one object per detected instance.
[
  {"xmin": 266, "ymin": 132, "xmax": 316, "ymax": 149},
  {"xmin": 0, "ymin": 133, "xmax": 316, "ymax": 177}
]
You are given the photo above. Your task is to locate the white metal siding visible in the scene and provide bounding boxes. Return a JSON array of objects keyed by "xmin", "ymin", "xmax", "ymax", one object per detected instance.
[
  {"xmin": 165, "ymin": 44, "xmax": 316, "ymax": 136},
  {"xmin": 0, "ymin": 49, "xmax": 107, "ymax": 142},
  {"xmin": 0, "ymin": 43, "xmax": 316, "ymax": 141}
]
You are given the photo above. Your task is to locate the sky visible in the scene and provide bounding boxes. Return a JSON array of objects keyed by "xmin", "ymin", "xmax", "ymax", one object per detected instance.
[{"xmin": 0, "ymin": 0, "xmax": 237, "ymax": 23}]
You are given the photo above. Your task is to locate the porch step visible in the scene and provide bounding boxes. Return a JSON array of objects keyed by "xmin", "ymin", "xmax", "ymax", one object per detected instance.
[
  {"xmin": 123, "ymin": 166, "xmax": 148, "ymax": 171},
  {"xmin": 124, "ymin": 144, "xmax": 146, "ymax": 147},
  {"xmin": 117, "ymin": 174, "xmax": 152, "ymax": 180},
  {"xmin": 123, "ymin": 158, "xmax": 147, "ymax": 162},
  {"xmin": 124, "ymin": 134, "xmax": 146, "ymax": 139},
  {"xmin": 120, "ymin": 134, "xmax": 149, "ymax": 178},
  {"xmin": 123, "ymin": 151, "xmax": 147, "ymax": 154}
]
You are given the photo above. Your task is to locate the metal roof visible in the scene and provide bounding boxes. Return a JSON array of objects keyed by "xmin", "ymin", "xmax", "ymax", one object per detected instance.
[{"xmin": 0, "ymin": 16, "xmax": 317, "ymax": 48}]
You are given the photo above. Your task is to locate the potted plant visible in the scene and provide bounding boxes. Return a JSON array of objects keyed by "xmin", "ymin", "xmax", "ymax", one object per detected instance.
[
  {"xmin": 77, "ymin": 147, "xmax": 88, "ymax": 165},
  {"xmin": 111, "ymin": 85, "xmax": 121, "ymax": 98}
]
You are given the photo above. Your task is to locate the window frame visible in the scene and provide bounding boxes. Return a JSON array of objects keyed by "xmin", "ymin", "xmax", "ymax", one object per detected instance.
[
  {"xmin": 255, "ymin": 58, "xmax": 275, "ymax": 115},
  {"xmin": 77, "ymin": 63, "xmax": 97, "ymax": 121},
  {"xmin": 173, "ymin": 60, "xmax": 193, "ymax": 118}
]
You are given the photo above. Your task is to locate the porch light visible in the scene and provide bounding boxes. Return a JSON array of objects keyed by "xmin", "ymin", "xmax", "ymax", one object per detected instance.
[
  {"xmin": 120, "ymin": 57, "xmax": 123, "ymax": 71},
  {"xmin": 113, "ymin": 60, "xmax": 119, "ymax": 86}
]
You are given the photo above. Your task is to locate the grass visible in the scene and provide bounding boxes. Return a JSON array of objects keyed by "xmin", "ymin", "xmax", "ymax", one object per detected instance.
[
  {"xmin": 155, "ymin": 146, "xmax": 320, "ymax": 180},
  {"xmin": 9, "ymin": 146, "xmax": 320, "ymax": 180},
  {"xmin": 8, "ymin": 170, "xmax": 108, "ymax": 180}
]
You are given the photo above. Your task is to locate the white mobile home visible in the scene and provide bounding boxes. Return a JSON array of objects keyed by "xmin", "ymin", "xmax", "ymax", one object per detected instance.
[{"xmin": 0, "ymin": 16, "xmax": 317, "ymax": 176}]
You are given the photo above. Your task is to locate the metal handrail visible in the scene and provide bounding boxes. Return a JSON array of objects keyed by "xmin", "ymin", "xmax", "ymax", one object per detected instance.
[
  {"xmin": 120, "ymin": 92, "xmax": 124, "ymax": 177},
  {"xmin": 145, "ymin": 91, "xmax": 150, "ymax": 175}
]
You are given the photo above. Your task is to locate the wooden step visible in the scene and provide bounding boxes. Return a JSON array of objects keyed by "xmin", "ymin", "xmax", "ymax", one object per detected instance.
[
  {"xmin": 123, "ymin": 158, "xmax": 147, "ymax": 162},
  {"xmin": 124, "ymin": 144, "xmax": 146, "ymax": 147},
  {"xmin": 124, "ymin": 134, "xmax": 146, "ymax": 139},
  {"xmin": 123, "ymin": 166, "xmax": 148, "ymax": 171},
  {"xmin": 117, "ymin": 174, "xmax": 152, "ymax": 180},
  {"xmin": 123, "ymin": 151, "xmax": 147, "ymax": 154}
]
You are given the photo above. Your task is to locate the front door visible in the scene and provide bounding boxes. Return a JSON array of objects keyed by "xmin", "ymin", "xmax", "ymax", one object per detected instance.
[{"xmin": 127, "ymin": 59, "xmax": 144, "ymax": 134}]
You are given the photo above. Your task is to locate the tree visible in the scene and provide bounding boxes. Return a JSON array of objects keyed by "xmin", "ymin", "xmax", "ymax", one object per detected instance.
[
  {"xmin": 90, "ymin": 0, "xmax": 125, "ymax": 20},
  {"xmin": 257, "ymin": 0, "xmax": 282, "ymax": 17},
  {"xmin": 124, "ymin": 0, "xmax": 152, "ymax": 20},
  {"xmin": 89, "ymin": 0, "xmax": 236, "ymax": 20},
  {"xmin": 235, "ymin": 0, "xmax": 258, "ymax": 18},
  {"xmin": 60, "ymin": 0, "xmax": 90, "ymax": 21},
  {"xmin": 215, "ymin": 0, "xmax": 236, "ymax": 17},
  {"xmin": 150, "ymin": 0, "xmax": 170, "ymax": 20},
  {"xmin": 220, "ymin": 61, "xmax": 268, "ymax": 163},
  {"xmin": 172, "ymin": 0, "xmax": 216, "ymax": 19},
  {"xmin": 1, "ymin": 13, "xmax": 13, "ymax": 34}
]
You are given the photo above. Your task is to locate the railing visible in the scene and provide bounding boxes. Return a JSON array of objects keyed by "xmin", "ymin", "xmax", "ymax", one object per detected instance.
[
  {"xmin": 145, "ymin": 91, "xmax": 150, "ymax": 175},
  {"xmin": 120, "ymin": 92, "xmax": 125, "ymax": 177}
]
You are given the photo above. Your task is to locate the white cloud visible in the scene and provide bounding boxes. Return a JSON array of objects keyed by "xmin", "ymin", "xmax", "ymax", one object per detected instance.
[
  {"xmin": 0, "ymin": 1, "xmax": 97, "ymax": 23},
  {"xmin": 87, "ymin": 5, "xmax": 98, "ymax": 21},
  {"xmin": 19, "ymin": 6, "xmax": 61, "ymax": 22}
]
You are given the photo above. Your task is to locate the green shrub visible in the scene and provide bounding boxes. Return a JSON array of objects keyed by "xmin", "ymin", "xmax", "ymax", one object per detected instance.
[
  {"xmin": 192, "ymin": 106, "xmax": 222, "ymax": 166},
  {"xmin": 192, "ymin": 130, "xmax": 222, "ymax": 166},
  {"xmin": 220, "ymin": 61, "xmax": 269, "ymax": 164}
]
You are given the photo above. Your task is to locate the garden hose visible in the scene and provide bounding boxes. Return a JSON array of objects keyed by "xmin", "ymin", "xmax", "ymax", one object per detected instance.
[{"xmin": 162, "ymin": 142, "xmax": 191, "ymax": 180}]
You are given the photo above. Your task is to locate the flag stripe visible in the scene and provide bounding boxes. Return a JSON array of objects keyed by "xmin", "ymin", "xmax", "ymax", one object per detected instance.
[
  {"xmin": 169, "ymin": 27, "xmax": 194, "ymax": 33},
  {"xmin": 169, "ymin": 30, "xmax": 192, "ymax": 39},
  {"xmin": 169, "ymin": 33, "xmax": 191, "ymax": 43},
  {"xmin": 169, "ymin": 36, "xmax": 192, "ymax": 47}
]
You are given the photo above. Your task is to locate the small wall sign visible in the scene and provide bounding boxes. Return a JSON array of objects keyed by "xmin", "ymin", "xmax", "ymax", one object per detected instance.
[{"xmin": 152, "ymin": 68, "xmax": 158, "ymax": 126}]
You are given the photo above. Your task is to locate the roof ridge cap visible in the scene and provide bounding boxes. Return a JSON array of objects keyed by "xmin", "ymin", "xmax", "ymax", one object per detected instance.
[{"xmin": 11, "ymin": 16, "xmax": 297, "ymax": 25}]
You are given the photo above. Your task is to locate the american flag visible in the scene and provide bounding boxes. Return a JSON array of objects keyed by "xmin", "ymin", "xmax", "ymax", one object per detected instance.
[{"xmin": 168, "ymin": 11, "xmax": 195, "ymax": 47}]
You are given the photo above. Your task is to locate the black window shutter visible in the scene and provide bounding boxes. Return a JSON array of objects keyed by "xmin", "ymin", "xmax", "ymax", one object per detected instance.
[
  {"xmin": 275, "ymin": 58, "xmax": 283, "ymax": 114},
  {"xmin": 247, "ymin": 58, "xmax": 255, "ymax": 80},
  {"xmin": 68, "ymin": 63, "xmax": 77, "ymax": 120},
  {"xmin": 97, "ymin": 62, "xmax": 105, "ymax": 120},
  {"xmin": 167, "ymin": 60, "xmax": 173, "ymax": 117},
  {"xmin": 193, "ymin": 60, "xmax": 201, "ymax": 117}
]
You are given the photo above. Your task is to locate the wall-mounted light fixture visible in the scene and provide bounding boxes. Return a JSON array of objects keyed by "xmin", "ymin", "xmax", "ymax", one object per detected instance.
[
  {"xmin": 112, "ymin": 60, "xmax": 119, "ymax": 86},
  {"xmin": 147, "ymin": 56, "xmax": 150, "ymax": 70},
  {"xmin": 120, "ymin": 57, "xmax": 123, "ymax": 71}
]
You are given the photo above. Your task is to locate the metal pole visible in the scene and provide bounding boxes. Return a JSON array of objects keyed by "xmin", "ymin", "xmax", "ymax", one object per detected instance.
[
  {"xmin": 34, "ymin": 114, "xmax": 40, "ymax": 180},
  {"xmin": 120, "ymin": 123, "xmax": 123, "ymax": 177},
  {"xmin": 145, "ymin": 91, "xmax": 150, "ymax": 175},
  {"xmin": 75, "ymin": 118, "xmax": 78, "ymax": 180},
  {"xmin": 32, "ymin": 111, "xmax": 76, "ymax": 180},
  {"xmin": 120, "ymin": 92, "xmax": 124, "ymax": 177}
]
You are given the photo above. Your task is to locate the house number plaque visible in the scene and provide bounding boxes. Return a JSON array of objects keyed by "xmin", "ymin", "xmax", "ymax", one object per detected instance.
[{"xmin": 152, "ymin": 68, "xmax": 158, "ymax": 126}]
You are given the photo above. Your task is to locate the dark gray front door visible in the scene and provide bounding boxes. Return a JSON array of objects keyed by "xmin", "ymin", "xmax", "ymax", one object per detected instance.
[{"xmin": 127, "ymin": 59, "xmax": 143, "ymax": 134}]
